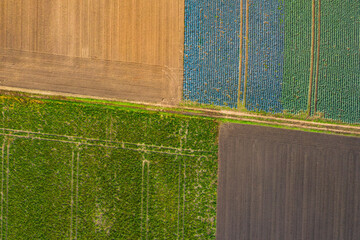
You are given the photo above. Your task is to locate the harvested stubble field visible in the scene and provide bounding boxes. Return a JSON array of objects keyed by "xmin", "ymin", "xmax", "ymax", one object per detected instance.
[{"xmin": 0, "ymin": 95, "xmax": 218, "ymax": 239}]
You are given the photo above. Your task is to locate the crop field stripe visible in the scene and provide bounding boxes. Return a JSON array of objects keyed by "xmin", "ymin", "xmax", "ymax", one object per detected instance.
[
  {"xmin": 183, "ymin": 1, "xmax": 241, "ymax": 107},
  {"xmin": 307, "ymin": 0, "xmax": 316, "ymax": 116},
  {"xmin": 314, "ymin": 0, "xmax": 321, "ymax": 113},
  {"xmin": 183, "ymin": 1, "xmax": 358, "ymax": 123},
  {"xmin": 246, "ymin": 0, "xmax": 285, "ymax": 113},
  {"xmin": 282, "ymin": 1, "xmax": 360, "ymax": 123},
  {"xmin": 283, "ymin": 1, "xmax": 312, "ymax": 113},
  {"xmin": 237, "ymin": 0, "xmax": 244, "ymax": 108},
  {"xmin": 316, "ymin": 0, "xmax": 360, "ymax": 123},
  {"xmin": 243, "ymin": 0, "xmax": 250, "ymax": 107}
]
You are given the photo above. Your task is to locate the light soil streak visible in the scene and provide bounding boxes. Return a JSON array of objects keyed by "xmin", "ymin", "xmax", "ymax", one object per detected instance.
[
  {"xmin": 182, "ymin": 122, "xmax": 189, "ymax": 239},
  {"xmin": 141, "ymin": 157, "xmax": 150, "ymax": 240},
  {"xmin": 314, "ymin": 0, "xmax": 321, "ymax": 113},
  {"xmin": 307, "ymin": 0, "xmax": 316, "ymax": 117},
  {"xmin": 140, "ymin": 158, "xmax": 146, "ymax": 237},
  {"xmin": 177, "ymin": 156, "xmax": 181, "ymax": 239},
  {"xmin": 1, "ymin": 138, "xmax": 5, "ymax": 240},
  {"xmin": 70, "ymin": 150, "xmax": 74, "ymax": 240},
  {"xmin": 75, "ymin": 149, "xmax": 80, "ymax": 240},
  {"xmin": 243, "ymin": 0, "xmax": 250, "ymax": 107},
  {"xmin": 146, "ymin": 160, "xmax": 149, "ymax": 240},
  {"xmin": 5, "ymin": 141, "xmax": 9, "ymax": 240},
  {"xmin": 237, "ymin": 0, "xmax": 244, "ymax": 108}
]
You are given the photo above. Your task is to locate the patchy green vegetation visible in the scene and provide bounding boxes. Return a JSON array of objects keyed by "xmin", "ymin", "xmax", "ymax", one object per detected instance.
[{"xmin": 1, "ymin": 95, "xmax": 218, "ymax": 239}]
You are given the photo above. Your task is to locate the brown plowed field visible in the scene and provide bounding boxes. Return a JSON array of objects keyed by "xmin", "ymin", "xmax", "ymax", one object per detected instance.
[
  {"xmin": 0, "ymin": 0, "xmax": 184, "ymax": 104},
  {"xmin": 217, "ymin": 123, "xmax": 360, "ymax": 240},
  {"xmin": 0, "ymin": 49, "xmax": 180, "ymax": 104}
]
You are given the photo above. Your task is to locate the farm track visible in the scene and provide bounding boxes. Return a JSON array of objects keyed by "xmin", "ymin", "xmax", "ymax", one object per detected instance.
[{"xmin": 1, "ymin": 87, "xmax": 359, "ymax": 137}]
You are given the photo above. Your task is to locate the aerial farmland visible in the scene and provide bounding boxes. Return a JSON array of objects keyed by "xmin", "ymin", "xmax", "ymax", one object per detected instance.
[{"xmin": 0, "ymin": 1, "xmax": 359, "ymax": 239}]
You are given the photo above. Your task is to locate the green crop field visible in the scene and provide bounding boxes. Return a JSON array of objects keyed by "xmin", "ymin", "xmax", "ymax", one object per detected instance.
[{"xmin": 0, "ymin": 95, "xmax": 218, "ymax": 239}]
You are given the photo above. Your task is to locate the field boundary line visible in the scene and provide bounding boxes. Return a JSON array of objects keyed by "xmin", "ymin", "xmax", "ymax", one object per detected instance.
[
  {"xmin": 182, "ymin": 122, "xmax": 189, "ymax": 240},
  {"xmin": 141, "ymin": 158, "xmax": 144, "ymax": 238},
  {"xmin": 243, "ymin": 0, "xmax": 250, "ymax": 107},
  {"xmin": 1, "ymin": 88, "xmax": 360, "ymax": 135},
  {"xmin": 177, "ymin": 156, "xmax": 180, "ymax": 239},
  {"xmin": 314, "ymin": 0, "xmax": 321, "ymax": 112},
  {"xmin": 75, "ymin": 149, "xmax": 80, "ymax": 240},
  {"xmin": 70, "ymin": 150, "xmax": 75, "ymax": 240},
  {"xmin": 237, "ymin": 0, "xmax": 244, "ymax": 108},
  {"xmin": 140, "ymin": 156, "xmax": 150, "ymax": 239},
  {"xmin": 146, "ymin": 160, "xmax": 150, "ymax": 240}
]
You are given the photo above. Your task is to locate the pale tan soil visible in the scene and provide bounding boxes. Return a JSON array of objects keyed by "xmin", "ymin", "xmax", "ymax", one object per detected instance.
[{"xmin": 0, "ymin": 0, "xmax": 185, "ymax": 104}]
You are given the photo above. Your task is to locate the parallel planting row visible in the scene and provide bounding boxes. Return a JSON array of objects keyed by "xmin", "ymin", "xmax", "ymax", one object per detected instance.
[
  {"xmin": 1, "ymin": 1, "xmax": 358, "ymax": 124},
  {"xmin": 184, "ymin": 0, "xmax": 360, "ymax": 123},
  {"xmin": 0, "ymin": 96, "xmax": 218, "ymax": 239}
]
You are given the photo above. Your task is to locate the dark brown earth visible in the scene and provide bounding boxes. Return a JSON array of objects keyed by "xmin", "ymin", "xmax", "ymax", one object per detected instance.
[{"xmin": 217, "ymin": 123, "xmax": 360, "ymax": 240}]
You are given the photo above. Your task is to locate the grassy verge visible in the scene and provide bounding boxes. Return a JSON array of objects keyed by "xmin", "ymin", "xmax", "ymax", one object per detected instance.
[{"xmin": 2, "ymin": 90, "xmax": 359, "ymax": 137}]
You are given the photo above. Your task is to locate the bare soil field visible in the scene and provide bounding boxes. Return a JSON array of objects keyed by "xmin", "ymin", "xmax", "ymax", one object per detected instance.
[
  {"xmin": 217, "ymin": 123, "xmax": 360, "ymax": 240},
  {"xmin": 0, "ymin": 0, "xmax": 184, "ymax": 105},
  {"xmin": 0, "ymin": 49, "xmax": 181, "ymax": 104}
]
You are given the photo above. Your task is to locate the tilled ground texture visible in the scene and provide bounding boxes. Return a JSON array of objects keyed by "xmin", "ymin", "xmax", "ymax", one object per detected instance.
[
  {"xmin": 0, "ymin": 49, "xmax": 181, "ymax": 105},
  {"xmin": 217, "ymin": 123, "xmax": 360, "ymax": 240}
]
